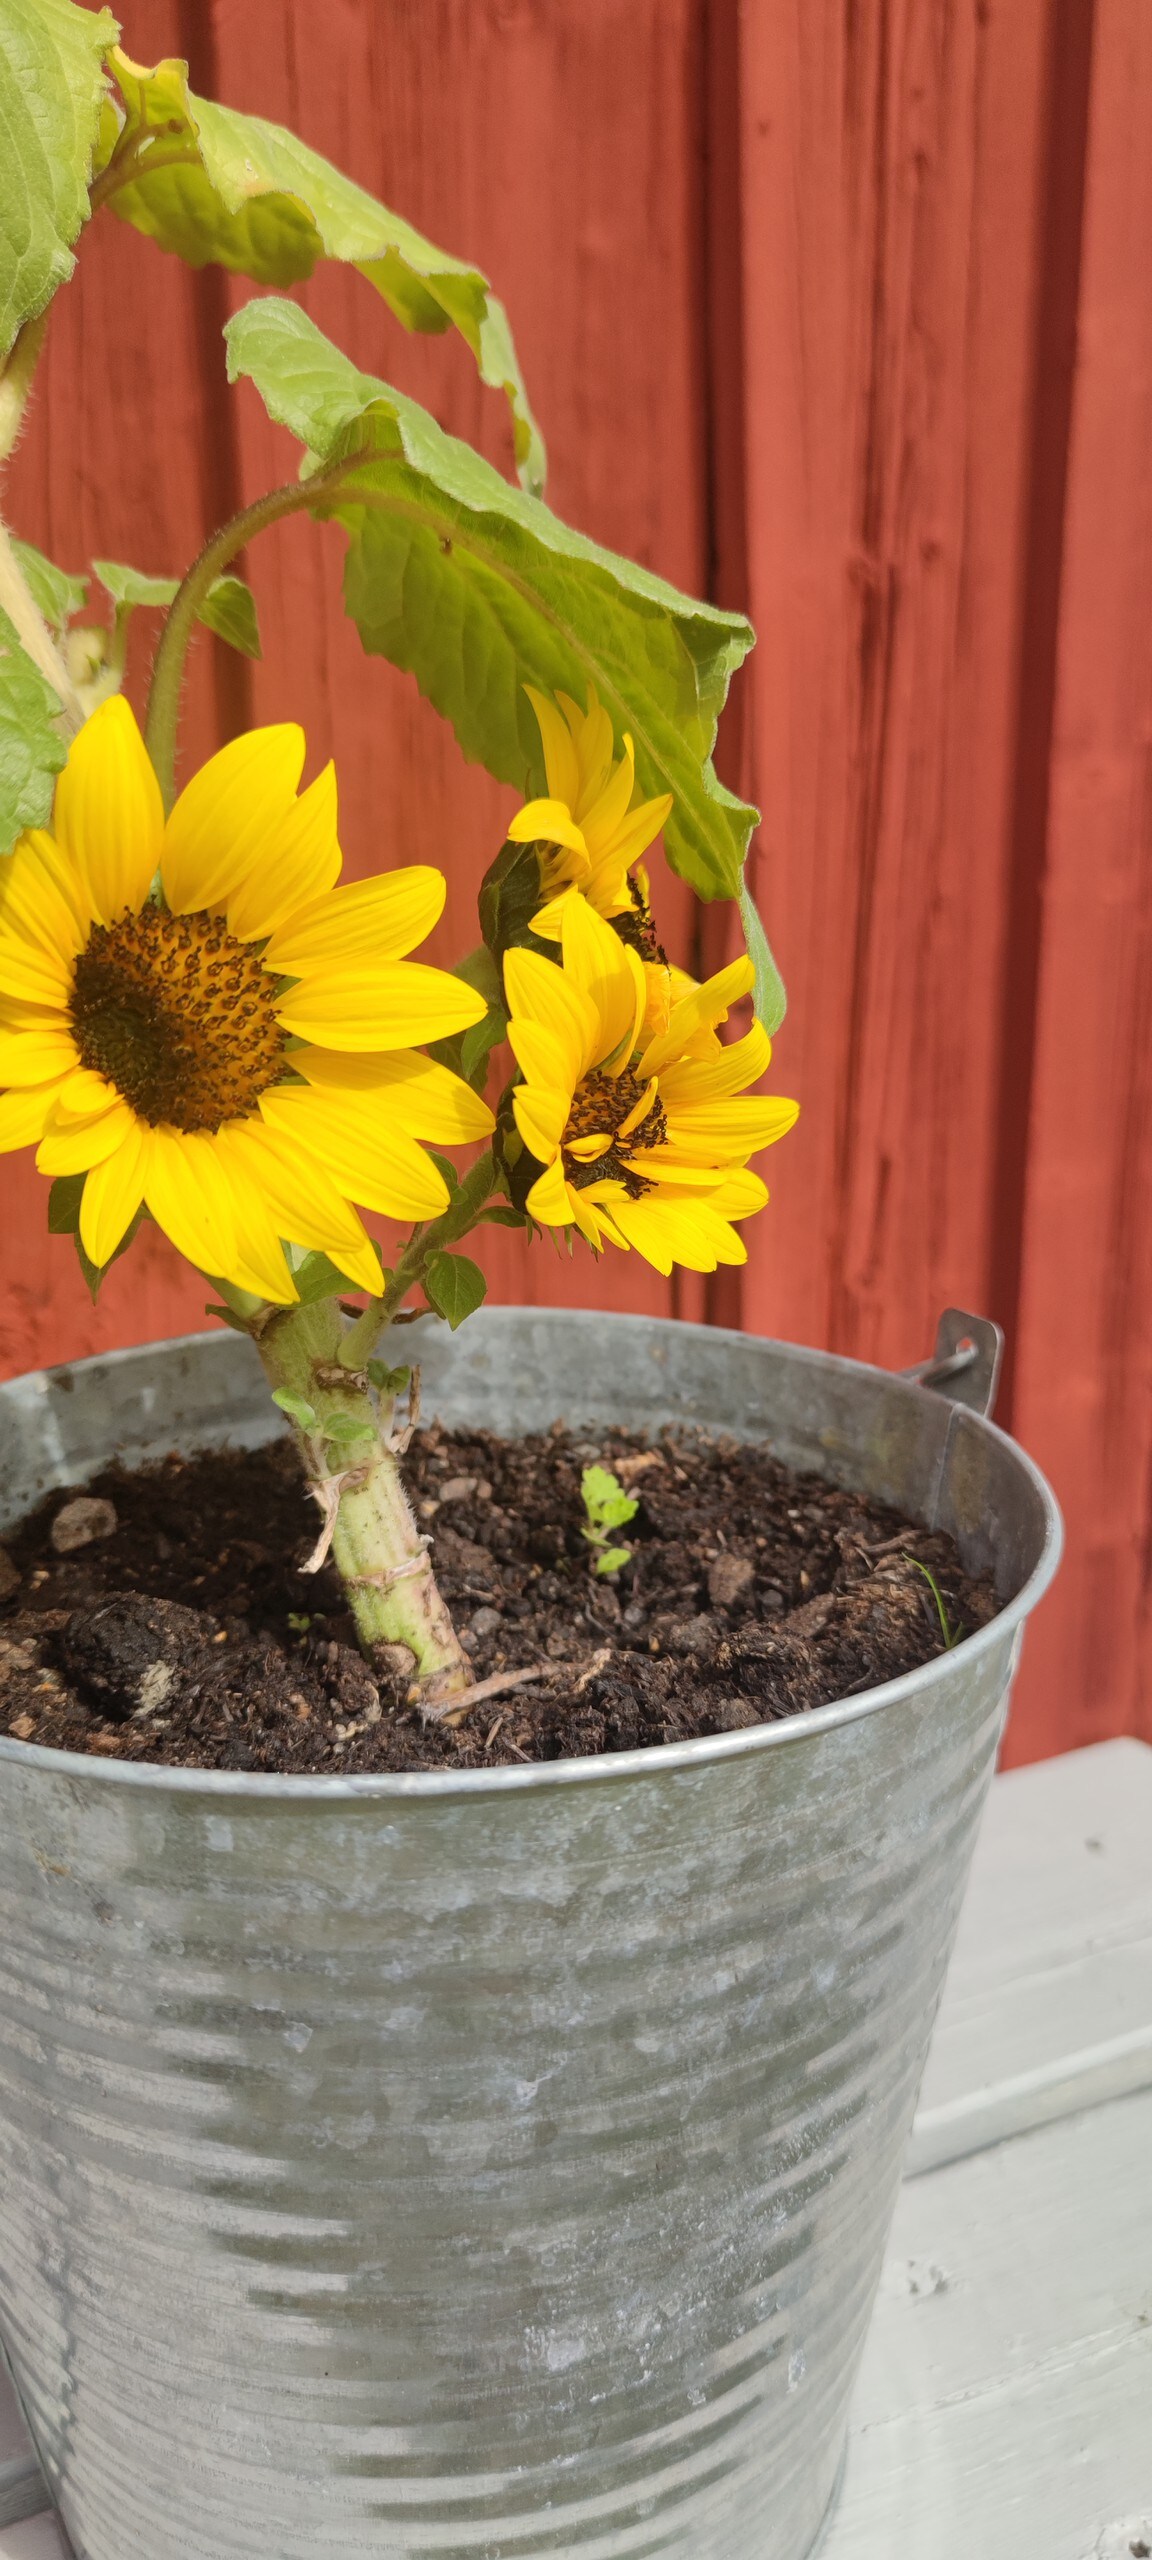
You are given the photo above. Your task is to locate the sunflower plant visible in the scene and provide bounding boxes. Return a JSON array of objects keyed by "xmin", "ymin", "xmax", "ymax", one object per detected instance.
[{"xmin": 0, "ymin": 0, "xmax": 798, "ymax": 1706}]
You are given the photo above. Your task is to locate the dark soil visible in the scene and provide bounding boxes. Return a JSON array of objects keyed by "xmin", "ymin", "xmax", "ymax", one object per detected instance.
[{"xmin": 0, "ymin": 1422, "xmax": 1000, "ymax": 1774}]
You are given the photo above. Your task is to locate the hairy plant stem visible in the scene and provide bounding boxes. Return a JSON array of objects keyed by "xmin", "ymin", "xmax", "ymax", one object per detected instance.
[
  {"xmin": 342, "ymin": 1150, "xmax": 500, "ymax": 1367},
  {"xmin": 226, "ymin": 1154, "xmax": 502, "ymax": 1697},
  {"xmin": 255, "ymin": 1296, "xmax": 470, "ymax": 1698},
  {"xmin": 0, "ymin": 311, "xmax": 48, "ymax": 465},
  {"xmin": 143, "ymin": 470, "xmax": 349, "ymax": 808}
]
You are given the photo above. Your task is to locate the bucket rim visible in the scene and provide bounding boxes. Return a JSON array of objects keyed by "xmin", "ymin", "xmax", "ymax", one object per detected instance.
[{"xmin": 0, "ymin": 1314, "xmax": 1063, "ymax": 1801}]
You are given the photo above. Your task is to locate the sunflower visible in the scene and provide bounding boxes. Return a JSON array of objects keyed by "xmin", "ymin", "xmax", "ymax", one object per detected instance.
[
  {"xmin": 506, "ymin": 684, "xmax": 673, "ymax": 947},
  {"xmin": 0, "ymin": 698, "xmax": 492, "ymax": 1302},
  {"xmin": 504, "ymin": 895, "xmax": 798, "ymax": 1274}
]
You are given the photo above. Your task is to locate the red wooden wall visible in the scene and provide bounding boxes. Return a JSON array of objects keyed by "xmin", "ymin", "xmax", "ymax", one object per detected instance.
[{"xmin": 2, "ymin": 0, "xmax": 1148, "ymax": 1765}]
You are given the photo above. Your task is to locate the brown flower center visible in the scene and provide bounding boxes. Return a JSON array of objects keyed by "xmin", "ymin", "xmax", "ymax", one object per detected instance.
[
  {"xmin": 70, "ymin": 907, "xmax": 285, "ymax": 1133},
  {"xmin": 562, "ymin": 1066, "xmax": 667, "ymax": 1197},
  {"xmin": 611, "ymin": 879, "xmax": 667, "ymax": 966}
]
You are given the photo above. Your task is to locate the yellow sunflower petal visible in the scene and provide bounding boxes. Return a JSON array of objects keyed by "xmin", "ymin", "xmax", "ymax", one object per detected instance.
[
  {"xmin": 525, "ymin": 686, "xmax": 582, "ymax": 809},
  {"xmin": 213, "ymin": 1120, "xmax": 381, "ymax": 1278},
  {"xmin": 525, "ymin": 1153, "xmax": 578, "ymax": 1227},
  {"xmin": 52, "ymin": 1067, "xmax": 121, "ymax": 1121},
  {"xmin": 560, "ymin": 895, "xmax": 645, "ymax": 1071},
  {"xmin": 608, "ymin": 1195, "xmax": 677, "ymax": 1275},
  {"xmin": 706, "ymin": 1168, "xmax": 769, "ymax": 1219},
  {"xmin": 293, "ymin": 1047, "xmax": 494, "ymax": 1141},
  {"xmin": 78, "ymin": 1123, "xmax": 150, "ymax": 1267},
  {"xmin": 161, "ymin": 724, "xmax": 305, "ymax": 916},
  {"xmin": 657, "ymin": 1022, "xmax": 772, "ymax": 1106},
  {"xmin": 504, "ymin": 943, "xmax": 599, "ymax": 1084},
  {"xmin": 259, "ymin": 1085, "xmax": 450, "ymax": 1222},
  {"xmin": 512, "ymin": 1083, "xmax": 569, "ymax": 1164},
  {"xmin": 144, "ymin": 1128, "xmax": 239, "ymax": 1276},
  {"xmin": 562, "ymin": 691, "xmax": 615, "ymax": 816},
  {"xmin": 0, "ymin": 1025, "xmax": 77, "ymax": 1087},
  {"xmin": 639, "ymin": 956, "xmax": 755, "ymax": 1078},
  {"xmin": 506, "ymin": 1016, "xmax": 578, "ymax": 1099},
  {"xmin": 52, "ymin": 696, "xmax": 164, "ymax": 926},
  {"xmin": 663, "ymin": 1096, "xmax": 800, "ymax": 1159},
  {"xmin": 506, "ymin": 798, "xmax": 588, "ymax": 858},
  {"xmin": 262, "ymin": 866, "xmax": 446, "ymax": 975},
  {"xmin": 527, "ymin": 895, "xmax": 567, "ymax": 942},
  {"xmin": 0, "ymin": 933, "xmax": 74, "ymax": 1006},
  {"xmin": 274, "ymin": 960, "xmax": 484, "ymax": 1051},
  {"xmin": 223, "ymin": 761, "xmax": 342, "ymax": 943},
  {"xmin": 207, "ymin": 1159, "xmax": 298, "ymax": 1303},
  {"xmin": 580, "ymin": 737, "xmax": 635, "ymax": 858},
  {"xmin": 0, "ymin": 832, "xmax": 90, "ymax": 962},
  {"xmin": 597, "ymin": 792, "xmax": 673, "ymax": 871},
  {"xmin": 0, "ymin": 1081, "xmax": 63, "ymax": 1151},
  {"xmin": 36, "ymin": 1098, "xmax": 136, "ymax": 1176}
]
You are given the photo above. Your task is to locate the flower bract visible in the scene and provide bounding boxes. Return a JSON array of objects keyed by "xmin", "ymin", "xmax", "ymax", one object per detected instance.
[
  {"xmin": 0, "ymin": 699, "xmax": 492, "ymax": 1301},
  {"xmin": 504, "ymin": 894, "xmax": 798, "ymax": 1274},
  {"xmin": 507, "ymin": 684, "xmax": 673, "ymax": 943}
]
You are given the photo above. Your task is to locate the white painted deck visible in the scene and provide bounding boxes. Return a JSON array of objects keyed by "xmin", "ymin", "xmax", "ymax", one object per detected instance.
[{"xmin": 3, "ymin": 1737, "xmax": 1150, "ymax": 2559}]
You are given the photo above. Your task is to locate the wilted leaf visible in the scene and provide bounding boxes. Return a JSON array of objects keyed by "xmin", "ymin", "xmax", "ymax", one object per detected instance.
[
  {"xmin": 10, "ymin": 539, "xmax": 87, "ymax": 634},
  {"xmin": 99, "ymin": 47, "xmax": 544, "ymax": 488},
  {"xmin": 93, "ymin": 558, "xmax": 261, "ymax": 657},
  {"xmin": 225, "ymin": 298, "xmax": 761, "ymax": 916}
]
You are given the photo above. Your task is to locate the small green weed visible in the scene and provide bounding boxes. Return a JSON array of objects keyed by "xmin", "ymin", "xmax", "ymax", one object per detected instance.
[{"xmin": 580, "ymin": 1464, "xmax": 639, "ymax": 1577}]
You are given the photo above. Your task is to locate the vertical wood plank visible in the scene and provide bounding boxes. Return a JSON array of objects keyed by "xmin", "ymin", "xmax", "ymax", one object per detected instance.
[
  {"xmin": 1007, "ymin": 0, "xmax": 1152, "ymax": 1759},
  {"xmin": 209, "ymin": 0, "xmax": 712, "ymax": 1319},
  {"xmin": 732, "ymin": 0, "xmax": 1054, "ymax": 1371}
]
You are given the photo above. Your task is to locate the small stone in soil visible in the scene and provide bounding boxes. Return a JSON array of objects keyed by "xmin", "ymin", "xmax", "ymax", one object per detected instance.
[
  {"xmin": 708, "ymin": 1554, "xmax": 756, "ymax": 1610},
  {"xmin": 50, "ymin": 1496, "xmax": 118, "ymax": 1555}
]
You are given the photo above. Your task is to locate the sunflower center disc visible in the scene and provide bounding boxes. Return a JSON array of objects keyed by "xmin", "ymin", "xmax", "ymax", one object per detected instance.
[
  {"xmin": 562, "ymin": 1066, "xmax": 667, "ymax": 1196},
  {"xmin": 70, "ymin": 907, "xmax": 286, "ymax": 1132}
]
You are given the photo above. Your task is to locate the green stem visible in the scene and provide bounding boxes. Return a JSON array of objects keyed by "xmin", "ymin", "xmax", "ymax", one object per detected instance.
[
  {"xmin": 342, "ymin": 1149, "xmax": 499, "ymax": 1369},
  {"xmin": 255, "ymin": 1296, "xmax": 470, "ymax": 1698},
  {"xmin": 143, "ymin": 470, "xmax": 347, "ymax": 808},
  {"xmin": 0, "ymin": 310, "xmax": 48, "ymax": 466}
]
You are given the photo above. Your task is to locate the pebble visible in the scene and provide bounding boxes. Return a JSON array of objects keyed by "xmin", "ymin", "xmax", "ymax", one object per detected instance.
[
  {"xmin": 0, "ymin": 1548, "xmax": 20, "ymax": 1602},
  {"xmin": 469, "ymin": 1605, "xmax": 502, "ymax": 1641},
  {"xmin": 667, "ymin": 1615, "xmax": 720, "ymax": 1660},
  {"xmin": 50, "ymin": 1496, "xmax": 118, "ymax": 1555},
  {"xmin": 439, "ymin": 1476, "xmax": 477, "ymax": 1502},
  {"xmin": 708, "ymin": 1554, "xmax": 756, "ymax": 1610}
]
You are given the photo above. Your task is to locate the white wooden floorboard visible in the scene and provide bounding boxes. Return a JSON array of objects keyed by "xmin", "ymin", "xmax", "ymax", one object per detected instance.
[
  {"xmin": 821, "ymin": 2084, "xmax": 1152, "ymax": 2560},
  {"xmin": 1, "ymin": 1739, "xmax": 1149, "ymax": 2557},
  {"xmin": 909, "ymin": 1736, "xmax": 1152, "ymax": 2169}
]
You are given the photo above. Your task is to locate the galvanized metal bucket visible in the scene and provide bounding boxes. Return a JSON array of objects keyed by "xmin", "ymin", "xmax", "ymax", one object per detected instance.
[{"xmin": 0, "ymin": 1311, "xmax": 1060, "ymax": 2560}]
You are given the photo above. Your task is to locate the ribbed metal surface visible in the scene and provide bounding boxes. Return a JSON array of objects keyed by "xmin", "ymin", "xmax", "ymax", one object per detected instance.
[{"xmin": 0, "ymin": 1313, "xmax": 1061, "ymax": 2560}]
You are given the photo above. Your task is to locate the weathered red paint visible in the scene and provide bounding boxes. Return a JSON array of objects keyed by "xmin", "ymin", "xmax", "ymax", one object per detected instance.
[{"xmin": 1, "ymin": 1, "xmax": 1144, "ymax": 1758}]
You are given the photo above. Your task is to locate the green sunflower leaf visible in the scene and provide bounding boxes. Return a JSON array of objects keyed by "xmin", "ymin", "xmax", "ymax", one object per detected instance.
[
  {"xmin": 0, "ymin": 601, "xmax": 67, "ymax": 849},
  {"xmin": 271, "ymin": 1386, "xmax": 318, "ymax": 1432},
  {"xmin": 0, "ymin": 0, "xmax": 116, "ymax": 357},
  {"xmin": 738, "ymin": 878, "xmax": 787, "ymax": 1039},
  {"xmin": 424, "ymin": 1249, "xmax": 486, "ymax": 1330},
  {"xmin": 99, "ymin": 48, "xmax": 544, "ymax": 490},
  {"xmin": 10, "ymin": 539, "xmax": 87, "ymax": 636},
  {"xmin": 93, "ymin": 559, "xmax": 261, "ymax": 658},
  {"xmin": 459, "ymin": 1003, "xmax": 507, "ymax": 1090},
  {"xmin": 225, "ymin": 298, "xmax": 780, "ymax": 1020},
  {"xmin": 46, "ymin": 1172, "xmax": 85, "ymax": 1234}
]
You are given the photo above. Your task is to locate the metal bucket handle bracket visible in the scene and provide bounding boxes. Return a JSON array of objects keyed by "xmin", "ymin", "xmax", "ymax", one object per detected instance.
[{"xmin": 902, "ymin": 1307, "xmax": 1004, "ymax": 1418}]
